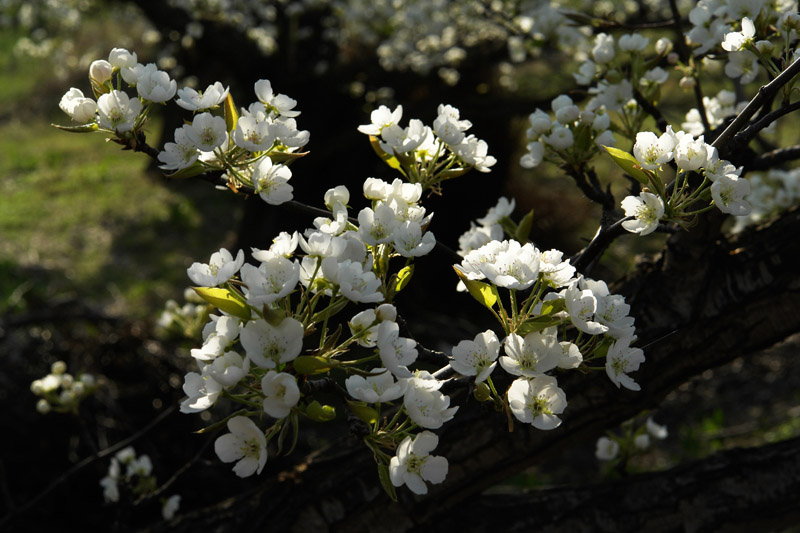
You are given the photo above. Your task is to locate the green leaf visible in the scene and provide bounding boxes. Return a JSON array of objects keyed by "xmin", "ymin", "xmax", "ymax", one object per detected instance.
[
  {"xmin": 393, "ymin": 265, "xmax": 414, "ymax": 294},
  {"xmin": 517, "ymin": 315, "xmax": 562, "ymax": 335},
  {"xmin": 515, "ymin": 210, "xmax": 534, "ymax": 243},
  {"xmin": 539, "ymin": 298, "xmax": 566, "ymax": 316},
  {"xmin": 453, "ymin": 267, "xmax": 498, "ymax": 309},
  {"xmin": 369, "ymin": 135, "xmax": 402, "ymax": 170},
  {"xmin": 346, "ymin": 400, "xmax": 379, "ymax": 424},
  {"xmin": 498, "ymin": 215, "xmax": 518, "ymax": 238},
  {"xmin": 436, "ymin": 167, "xmax": 470, "ymax": 181},
  {"xmin": 164, "ymin": 161, "xmax": 206, "ymax": 180},
  {"xmin": 304, "ymin": 400, "xmax": 336, "ymax": 422},
  {"xmin": 51, "ymin": 122, "xmax": 99, "ymax": 133},
  {"xmin": 192, "ymin": 287, "xmax": 251, "ymax": 320},
  {"xmin": 377, "ymin": 463, "xmax": 399, "ymax": 502},
  {"xmin": 223, "ymin": 93, "xmax": 239, "ymax": 133},
  {"xmin": 309, "ymin": 298, "xmax": 349, "ymax": 324},
  {"xmin": 293, "ymin": 355, "xmax": 339, "ymax": 375},
  {"xmin": 269, "ymin": 151, "xmax": 309, "ymax": 164},
  {"xmin": 602, "ymin": 145, "xmax": 651, "ymax": 185}
]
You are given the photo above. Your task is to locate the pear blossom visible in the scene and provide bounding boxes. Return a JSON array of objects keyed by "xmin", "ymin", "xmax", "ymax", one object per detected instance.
[
  {"xmin": 725, "ymin": 51, "xmax": 759, "ymax": 83},
  {"xmin": 633, "ymin": 128, "xmax": 676, "ymax": 170},
  {"xmin": 449, "ymin": 330, "xmax": 500, "ymax": 383},
  {"xmin": 179, "ymin": 372, "xmax": 223, "ymax": 413},
  {"xmin": 185, "ymin": 112, "xmax": 227, "ymax": 151},
  {"xmin": 137, "ymin": 68, "xmax": 177, "ymax": 103},
  {"xmin": 674, "ymin": 132, "xmax": 709, "ymax": 171},
  {"xmin": 89, "ymin": 60, "xmax": 113, "ymax": 84},
  {"xmin": 214, "ymin": 416, "xmax": 267, "ymax": 477},
  {"xmin": 345, "ymin": 368, "xmax": 407, "ymax": 403},
  {"xmin": 500, "ymin": 330, "xmax": 560, "ymax": 378},
  {"xmin": 176, "ymin": 82, "xmax": 229, "ymax": 111},
  {"xmin": 97, "ymin": 90, "xmax": 142, "ymax": 132},
  {"xmin": 191, "ymin": 315, "xmax": 241, "ymax": 361},
  {"xmin": 389, "ymin": 431, "xmax": 448, "ymax": 495},
  {"xmin": 59, "ymin": 88, "xmax": 97, "ymax": 124},
  {"xmin": 121, "ymin": 62, "xmax": 157, "ymax": 86},
  {"xmin": 452, "ymin": 135, "xmax": 496, "ymax": 172},
  {"xmin": 380, "ymin": 119, "xmax": 430, "ymax": 153},
  {"xmin": 711, "ymin": 174, "xmax": 752, "ymax": 215},
  {"xmin": 621, "ymin": 192, "xmax": 665, "ymax": 236},
  {"xmin": 647, "ymin": 417, "xmax": 668, "ymax": 439},
  {"xmin": 595, "ymin": 294, "xmax": 635, "ymax": 339},
  {"xmin": 358, "ymin": 204, "xmax": 398, "ymax": 245},
  {"xmin": 564, "ymin": 281, "xmax": 609, "ymax": 335},
  {"xmin": 239, "ymin": 317, "xmax": 304, "ymax": 369},
  {"xmin": 507, "ymin": 375, "xmax": 567, "ymax": 430},
  {"xmin": 232, "ymin": 116, "xmax": 276, "ymax": 152},
  {"xmin": 481, "ymin": 240, "xmax": 541, "ymax": 290},
  {"xmin": 269, "ymin": 231, "xmax": 300, "ymax": 257},
  {"xmin": 605, "ymin": 337, "xmax": 645, "ymax": 391},
  {"xmin": 358, "ymin": 104, "xmax": 403, "ymax": 136},
  {"xmin": 592, "ymin": 33, "xmax": 616, "ymax": 63},
  {"xmin": 108, "ymin": 48, "xmax": 137, "ymax": 69},
  {"xmin": 542, "ymin": 125, "xmax": 574, "ymax": 150},
  {"xmin": 377, "ymin": 320, "xmax": 417, "ymax": 378},
  {"xmin": 202, "ymin": 351, "xmax": 250, "ymax": 387},
  {"xmin": 539, "ymin": 249, "xmax": 576, "ymax": 288},
  {"xmin": 349, "ymin": 304, "xmax": 398, "ymax": 347},
  {"xmin": 187, "ymin": 248, "xmax": 245, "ymax": 287},
  {"xmin": 158, "ymin": 126, "xmax": 199, "ymax": 171},
  {"xmin": 261, "ymin": 371, "xmax": 300, "ymax": 418},
  {"xmin": 721, "ymin": 17, "xmax": 756, "ymax": 52},
  {"xmin": 336, "ymin": 260, "xmax": 384, "ymax": 303},
  {"xmin": 162, "ymin": 495, "xmax": 181, "ymax": 520},
  {"xmin": 520, "ymin": 141, "xmax": 545, "ymax": 168},
  {"xmin": 595, "ymin": 436, "xmax": 619, "ymax": 460},
  {"xmin": 240, "ymin": 254, "xmax": 300, "ymax": 306},
  {"xmin": 392, "ymin": 221, "xmax": 436, "ymax": 258},
  {"xmin": 403, "ymin": 380, "xmax": 458, "ymax": 429},
  {"xmin": 254, "ymin": 79, "xmax": 300, "ymax": 118},
  {"xmin": 557, "ymin": 341, "xmax": 583, "ymax": 369},
  {"xmin": 527, "ymin": 109, "xmax": 552, "ymax": 135},
  {"xmin": 252, "ymin": 157, "xmax": 293, "ymax": 205},
  {"xmin": 634, "ymin": 434, "xmax": 651, "ymax": 450},
  {"xmin": 619, "ymin": 33, "xmax": 649, "ymax": 52}
]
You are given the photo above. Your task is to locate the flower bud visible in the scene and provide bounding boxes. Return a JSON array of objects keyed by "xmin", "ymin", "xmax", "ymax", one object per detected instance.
[
  {"xmin": 30, "ymin": 379, "xmax": 44, "ymax": 395},
  {"xmin": 108, "ymin": 48, "xmax": 138, "ymax": 69},
  {"xmin": 655, "ymin": 37, "xmax": 672, "ymax": 55},
  {"xmin": 36, "ymin": 399, "xmax": 51, "ymax": 414},
  {"xmin": 667, "ymin": 52, "xmax": 680, "ymax": 64},
  {"xmin": 90, "ymin": 60, "xmax": 113, "ymax": 84},
  {"xmin": 51, "ymin": 360, "xmax": 67, "ymax": 375},
  {"xmin": 755, "ymin": 40, "xmax": 774, "ymax": 55},
  {"xmin": 80, "ymin": 374, "xmax": 96, "ymax": 387},
  {"xmin": 679, "ymin": 76, "xmax": 696, "ymax": 89}
]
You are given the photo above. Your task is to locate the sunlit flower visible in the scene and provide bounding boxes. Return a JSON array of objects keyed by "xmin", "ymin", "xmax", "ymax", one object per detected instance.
[
  {"xmin": 214, "ymin": 416, "xmax": 267, "ymax": 477},
  {"xmin": 389, "ymin": 431, "xmax": 448, "ymax": 495}
]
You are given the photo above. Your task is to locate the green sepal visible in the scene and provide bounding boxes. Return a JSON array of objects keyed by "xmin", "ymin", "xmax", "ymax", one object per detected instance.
[
  {"xmin": 192, "ymin": 287, "xmax": 251, "ymax": 320},
  {"xmin": 436, "ymin": 167, "xmax": 470, "ymax": 182},
  {"xmin": 515, "ymin": 210, "xmax": 534, "ymax": 243},
  {"xmin": 369, "ymin": 135, "xmax": 402, "ymax": 170},
  {"xmin": 473, "ymin": 382, "xmax": 492, "ymax": 402},
  {"xmin": 304, "ymin": 400, "xmax": 336, "ymax": 422},
  {"xmin": 51, "ymin": 122, "xmax": 99, "ymax": 133},
  {"xmin": 454, "ymin": 267, "xmax": 498, "ymax": 309},
  {"xmin": 262, "ymin": 305, "xmax": 288, "ymax": 327},
  {"xmin": 516, "ymin": 315, "xmax": 562, "ymax": 336},
  {"xmin": 539, "ymin": 298, "xmax": 566, "ymax": 316},
  {"xmin": 224, "ymin": 93, "xmax": 239, "ymax": 133},
  {"xmin": 377, "ymin": 463, "xmax": 399, "ymax": 502},
  {"xmin": 309, "ymin": 298, "xmax": 349, "ymax": 324},
  {"xmin": 572, "ymin": 122, "xmax": 593, "ymax": 155},
  {"xmin": 293, "ymin": 355, "xmax": 340, "ymax": 375},
  {"xmin": 346, "ymin": 400, "xmax": 379, "ymax": 424},
  {"xmin": 602, "ymin": 146, "xmax": 651, "ymax": 185},
  {"xmin": 269, "ymin": 151, "xmax": 309, "ymax": 164},
  {"xmin": 165, "ymin": 161, "xmax": 206, "ymax": 180},
  {"xmin": 498, "ymin": 215, "xmax": 518, "ymax": 238}
]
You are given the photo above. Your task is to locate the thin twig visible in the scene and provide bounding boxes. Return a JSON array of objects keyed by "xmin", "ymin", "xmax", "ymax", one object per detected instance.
[
  {"xmin": 749, "ymin": 145, "xmax": 800, "ymax": 170},
  {"xmin": 734, "ymin": 100, "xmax": 800, "ymax": 148},
  {"xmin": 0, "ymin": 405, "xmax": 177, "ymax": 529}
]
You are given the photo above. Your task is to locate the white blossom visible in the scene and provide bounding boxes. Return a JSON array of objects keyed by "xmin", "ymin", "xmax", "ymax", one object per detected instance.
[
  {"xmin": 389, "ymin": 431, "xmax": 448, "ymax": 495},
  {"xmin": 214, "ymin": 416, "xmax": 267, "ymax": 477}
]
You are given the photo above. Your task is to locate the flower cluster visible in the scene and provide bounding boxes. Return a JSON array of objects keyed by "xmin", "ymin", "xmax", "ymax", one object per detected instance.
[
  {"xmin": 453, "ymin": 236, "xmax": 643, "ymax": 429},
  {"xmin": 731, "ymin": 167, "xmax": 800, "ymax": 232},
  {"xmin": 30, "ymin": 360, "xmax": 96, "ymax": 415},
  {"xmin": 358, "ymin": 103, "xmax": 496, "ymax": 190},
  {"xmin": 613, "ymin": 125, "xmax": 752, "ymax": 237},
  {"xmin": 99, "ymin": 446, "xmax": 181, "ymax": 520},
  {"xmin": 520, "ymin": 94, "xmax": 615, "ymax": 169},
  {"xmin": 595, "ymin": 417, "xmax": 668, "ymax": 470}
]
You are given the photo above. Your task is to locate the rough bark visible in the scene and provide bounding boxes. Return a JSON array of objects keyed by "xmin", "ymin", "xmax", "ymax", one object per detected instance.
[{"xmin": 156, "ymin": 205, "xmax": 800, "ymax": 532}]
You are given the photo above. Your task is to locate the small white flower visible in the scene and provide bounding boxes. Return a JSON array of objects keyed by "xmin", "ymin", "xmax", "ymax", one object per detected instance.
[
  {"xmin": 389, "ymin": 431, "xmax": 448, "ymax": 495},
  {"xmin": 187, "ymin": 248, "xmax": 245, "ymax": 287},
  {"xmin": 232, "ymin": 116, "xmax": 276, "ymax": 152},
  {"xmin": 711, "ymin": 174, "xmax": 751, "ymax": 215},
  {"xmin": 564, "ymin": 281, "xmax": 609, "ymax": 335},
  {"xmin": 618, "ymin": 33, "xmax": 649, "ymax": 52},
  {"xmin": 500, "ymin": 330, "xmax": 560, "ymax": 378},
  {"xmin": 674, "ymin": 132, "xmax": 709, "ymax": 171},
  {"xmin": 721, "ymin": 17, "xmax": 756, "ymax": 52},
  {"xmin": 261, "ymin": 371, "xmax": 300, "ymax": 419},
  {"xmin": 89, "ymin": 60, "xmax": 113, "ymax": 84},
  {"xmin": 595, "ymin": 436, "xmax": 619, "ymax": 460},
  {"xmin": 254, "ymin": 79, "xmax": 300, "ymax": 118},
  {"xmin": 137, "ymin": 68, "xmax": 177, "ymax": 103},
  {"xmin": 162, "ymin": 494, "xmax": 181, "ymax": 520},
  {"xmin": 240, "ymin": 254, "xmax": 300, "ymax": 306},
  {"xmin": 239, "ymin": 317, "xmax": 304, "ymax": 369},
  {"xmin": 605, "ymin": 337, "xmax": 645, "ymax": 391},
  {"xmin": 202, "ymin": 351, "xmax": 250, "ymax": 388},
  {"xmin": 377, "ymin": 321, "xmax": 418, "ymax": 378},
  {"xmin": 214, "ymin": 416, "xmax": 267, "ymax": 477},
  {"xmin": 621, "ymin": 192, "xmax": 665, "ymax": 236},
  {"xmin": 191, "ymin": 315, "xmax": 241, "ymax": 362},
  {"xmin": 176, "ymin": 82, "xmax": 229, "ymax": 111},
  {"xmin": 158, "ymin": 125, "xmax": 199, "ymax": 171},
  {"xmin": 185, "ymin": 112, "xmax": 227, "ymax": 152},
  {"xmin": 450, "ymin": 330, "xmax": 500, "ymax": 383},
  {"xmin": 252, "ymin": 157, "xmax": 293, "ymax": 205},
  {"xmin": 97, "ymin": 90, "xmax": 142, "ymax": 132},
  {"xmin": 392, "ymin": 221, "xmax": 436, "ymax": 258},
  {"xmin": 108, "ymin": 48, "xmax": 137, "ymax": 69},
  {"xmin": 59, "ymin": 88, "xmax": 97, "ymax": 124},
  {"xmin": 647, "ymin": 417, "xmax": 668, "ymax": 439},
  {"xmin": 345, "ymin": 368, "xmax": 407, "ymax": 403},
  {"xmin": 634, "ymin": 433, "xmax": 651, "ymax": 450},
  {"xmin": 633, "ymin": 128, "xmax": 677, "ymax": 170},
  {"xmin": 358, "ymin": 104, "xmax": 403, "ymax": 136},
  {"xmin": 179, "ymin": 372, "xmax": 223, "ymax": 413},
  {"xmin": 403, "ymin": 382, "xmax": 458, "ymax": 429},
  {"xmin": 507, "ymin": 375, "xmax": 567, "ymax": 430},
  {"xmin": 542, "ymin": 124, "xmax": 574, "ymax": 150},
  {"xmin": 592, "ymin": 33, "xmax": 616, "ymax": 63}
]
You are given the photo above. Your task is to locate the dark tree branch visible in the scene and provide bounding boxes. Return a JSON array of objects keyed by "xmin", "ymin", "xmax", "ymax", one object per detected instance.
[
  {"xmin": 734, "ymin": 100, "xmax": 800, "ymax": 150},
  {"xmin": 749, "ymin": 144, "xmax": 800, "ymax": 170}
]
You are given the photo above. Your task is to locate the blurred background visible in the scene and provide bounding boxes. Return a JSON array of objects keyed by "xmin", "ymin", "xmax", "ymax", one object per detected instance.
[{"xmin": 2, "ymin": 0, "xmax": 799, "ymax": 530}]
